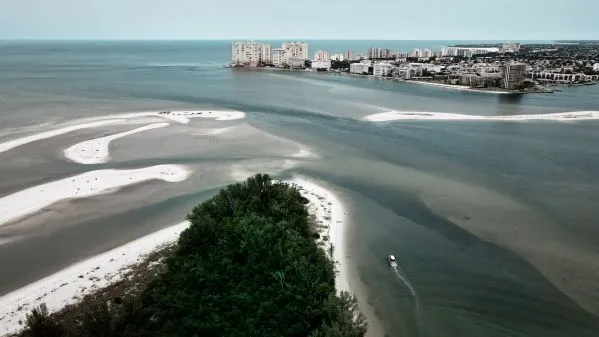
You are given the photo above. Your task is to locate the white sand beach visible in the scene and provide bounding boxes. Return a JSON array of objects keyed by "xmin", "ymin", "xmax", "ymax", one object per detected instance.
[
  {"xmin": 365, "ymin": 110, "xmax": 599, "ymax": 123},
  {"xmin": 0, "ymin": 221, "xmax": 190, "ymax": 336},
  {"xmin": 286, "ymin": 176, "xmax": 350, "ymax": 294},
  {"xmin": 0, "ymin": 175, "xmax": 349, "ymax": 336},
  {"xmin": 88, "ymin": 110, "xmax": 245, "ymax": 124},
  {"xmin": 0, "ymin": 120, "xmax": 125, "ymax": 156},
  {"xmin": 63, "ymin": 123, "xmax": 170, "ymax": 164},
  {"xmin": 0, "ymin": 165, "xmax": 191, "ymax": 227}
]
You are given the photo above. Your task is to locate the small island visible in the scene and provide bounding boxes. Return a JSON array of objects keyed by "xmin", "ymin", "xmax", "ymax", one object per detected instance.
[{"xmin": 13, "ymin": 174, "xmax": 366, "ymax": 337}]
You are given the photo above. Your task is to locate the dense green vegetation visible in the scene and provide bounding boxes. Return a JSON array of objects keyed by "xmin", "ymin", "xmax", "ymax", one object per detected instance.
[{"xmin": 20, "ymin": 174, "xmax": 366, "ymax": 337}]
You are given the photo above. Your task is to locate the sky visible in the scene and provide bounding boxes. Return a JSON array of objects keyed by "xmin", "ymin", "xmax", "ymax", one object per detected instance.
[{"xmin": 0, "ymin": 0, "xmax": 597, "ymax": 40}]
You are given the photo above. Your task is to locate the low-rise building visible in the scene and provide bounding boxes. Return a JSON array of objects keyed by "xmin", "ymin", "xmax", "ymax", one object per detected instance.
[
  {"xmin": 594, "ymin": 63, "xmax": 599, "ymax": 71},
  {"xmin": 393, "ymin": 67, "xmax": 413, "ymax": 79},
  {"xmin": 287, "ymin": 57, "xmax": 306, "ymax": 69},
  {"xmin": 350, "ymin": 61, "xmax": 372, "ymax": 74},
  {"xmin": 312, "ymin": 60, "xmax": 332, "ymax": 71},
  {"xmin": 460, "ymin": 73, "xmax": 501, "ymax": 87},
  {"xmin": 373, "ymin": 63, "xmax": 394, "ymax": 76}
]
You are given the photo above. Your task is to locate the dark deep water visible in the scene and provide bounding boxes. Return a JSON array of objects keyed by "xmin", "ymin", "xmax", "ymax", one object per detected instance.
[{"xmin": 1, "ymin": 40, "xmax": 599, "ymax": 337}]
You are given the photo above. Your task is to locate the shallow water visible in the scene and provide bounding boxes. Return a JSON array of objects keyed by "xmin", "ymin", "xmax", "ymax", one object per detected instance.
[{"xmin": 1, "ymin": 41, "xmax": 599, "ymax": 337}]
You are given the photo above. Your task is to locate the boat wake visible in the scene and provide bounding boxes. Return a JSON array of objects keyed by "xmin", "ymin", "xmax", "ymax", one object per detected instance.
[{"xmin": 391, "ymin": 265, "xmax": 422, "ymax": 336}]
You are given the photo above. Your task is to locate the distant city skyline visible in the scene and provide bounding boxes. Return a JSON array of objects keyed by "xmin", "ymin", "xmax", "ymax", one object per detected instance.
[{"xmin": 0, "ymin": 0, "xmax": 597, "ymax": 40}]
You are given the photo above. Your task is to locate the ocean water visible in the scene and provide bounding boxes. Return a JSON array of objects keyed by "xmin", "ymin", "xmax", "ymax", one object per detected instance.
[{"xmin": 1, "ymin": 40, "xmax": 599, "ymax": 337}]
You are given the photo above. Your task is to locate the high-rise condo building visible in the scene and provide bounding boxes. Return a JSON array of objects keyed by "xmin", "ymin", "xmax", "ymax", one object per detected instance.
[
  {"xmin": 232, "ymin": 41, "xmax": 272, "ymax": 65},
  {"xmin": 314, "ymin": 50, "xmax": 329, "ymax": 61},
  {"xmin": 282, "ymin": 42, "xmax": 309, "ymax": 60},
  {"xmin": 502, "ymin": 63, "xmax": 527, "ymax": 89}
]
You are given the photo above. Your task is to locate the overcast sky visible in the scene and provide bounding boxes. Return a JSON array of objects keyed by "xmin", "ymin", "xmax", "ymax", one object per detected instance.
[{"xmin": 0, "ymin": 0, "xmax": 597, "ymax": 40}]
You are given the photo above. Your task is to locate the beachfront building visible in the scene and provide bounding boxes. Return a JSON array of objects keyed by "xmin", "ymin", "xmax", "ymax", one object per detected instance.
[
  {"xmin": 261, "ymin": 44, "xmax": 272, "ymax": 64},
  {"xmin": 411, "ymin": 48, "xmax": 423, "ymax": 57},
  {"xmin": 314, "ymin": 50, "xmax": 329, "ymax": 61},
  {"xmin": 287, "ymin": 57, "xmax": 306, "ymax": 69},
  {"xmin": 529, "ymin": 71, "xmax": 599, "ymax": 84},
  {"xmin": 312, "ymin": 60, "xmax": 332, "ymax": 71},
  {"xmin": 460, "ymin": 73, "xmax": 501, "ymax": 87},
  {"xmin": 350, "ymin": 61, "xmax": 372, "ymax": 74},
  {"xmin": 231, "ymin": 41, "xmax": 272, "ymax": 66},
  {"xmin": 373, "ymin": 63, "xmax": 394, "ymax": 77},
  {"xmin": 345, "ymin": 50, "xmax": 353, "ymax": 60},
  {"xmin": 423, "ymin": 49, "xmax": 433, "ymax": 58},
  {"xmin": 272, "ymin": 48, "xmax": 286, "ymax": 67},
  {"xmin": 502, "ymin": 62, "xmax": 527, "ymax": 89},
  {"xmin": 393, "ymin": 67, "xmax": 413, "ymax": 80},
  {"xmin": 282, "ymin": 42, "xmax": 309, "ymax": 60}
]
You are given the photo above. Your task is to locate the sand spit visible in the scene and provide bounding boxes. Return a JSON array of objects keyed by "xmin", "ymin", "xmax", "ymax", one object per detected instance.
[
  {"xmin": 0, "ymin": 165, "xmax": 191, "ymax": 227},
  {"xmin": 63, "ymin": 123, "xmax": 170, "ymax": 164},
  {"xmin": 0, "ymin": 120, "xmax": 125, "ymax": 156}
]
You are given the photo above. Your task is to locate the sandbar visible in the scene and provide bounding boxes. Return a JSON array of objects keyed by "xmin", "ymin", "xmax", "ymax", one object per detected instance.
[
  {"xmin": 63, "ymin": 123, "xmax": 170, "ymax": 164},
  {"xmin": 0, "ymin": 120, "xmax": 125, "ymax": 156},
  {"xmin": 0, "ymin": 165, "xmax": 191, "ymax": 227}
]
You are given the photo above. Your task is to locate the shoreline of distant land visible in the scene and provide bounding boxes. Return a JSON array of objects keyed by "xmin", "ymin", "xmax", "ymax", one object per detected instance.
[{"xmin": 227, "ymin": 64, "xmax": 554, "ymax": 94}]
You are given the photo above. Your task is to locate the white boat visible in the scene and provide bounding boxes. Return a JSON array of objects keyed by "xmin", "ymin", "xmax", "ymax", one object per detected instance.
[{"xmin": 388, "ymin": 255, "xmax": 398, "ymax": 267}]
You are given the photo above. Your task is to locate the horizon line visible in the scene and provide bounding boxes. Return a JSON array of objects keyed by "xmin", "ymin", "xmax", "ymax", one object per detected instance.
[{"xmin": 1, "ymin": 38, "xmax": 589, "ymax": 42}]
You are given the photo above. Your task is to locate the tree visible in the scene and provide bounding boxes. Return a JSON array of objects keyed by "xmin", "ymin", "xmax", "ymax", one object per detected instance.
[{"xmin": 23, "ymin": 304, "xmax": 65, "ymax": 337}]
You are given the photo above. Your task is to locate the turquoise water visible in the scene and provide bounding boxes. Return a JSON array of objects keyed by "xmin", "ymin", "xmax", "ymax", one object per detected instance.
[{"xmin": 0, "ymin": 41, "xmax": 598, "ymax": 337}]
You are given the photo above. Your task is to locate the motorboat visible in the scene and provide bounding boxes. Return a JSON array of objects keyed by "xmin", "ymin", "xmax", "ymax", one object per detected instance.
[{"xmin": 388, "ymin": 255, "xmax": 397, "ymax": 267}]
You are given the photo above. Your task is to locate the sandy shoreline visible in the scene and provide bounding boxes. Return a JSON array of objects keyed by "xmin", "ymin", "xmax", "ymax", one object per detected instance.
[
  {"xmin": 365, "ymin": 110, "xmax": 599, "ymax": 123},
  {"xmin": 0, "ymin": 165, "xmax": 191, "ymax": 227},
  {"xmin": 0, "ymin": 175, "xmax": 350, "ymax": 336},
  {"xmin": 0, "ymin": 221, "xmax": 190, "ymax": 336},
  {"xmin": 286, "ymin": 176, "xmax": 350, "ymax": 293}
]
